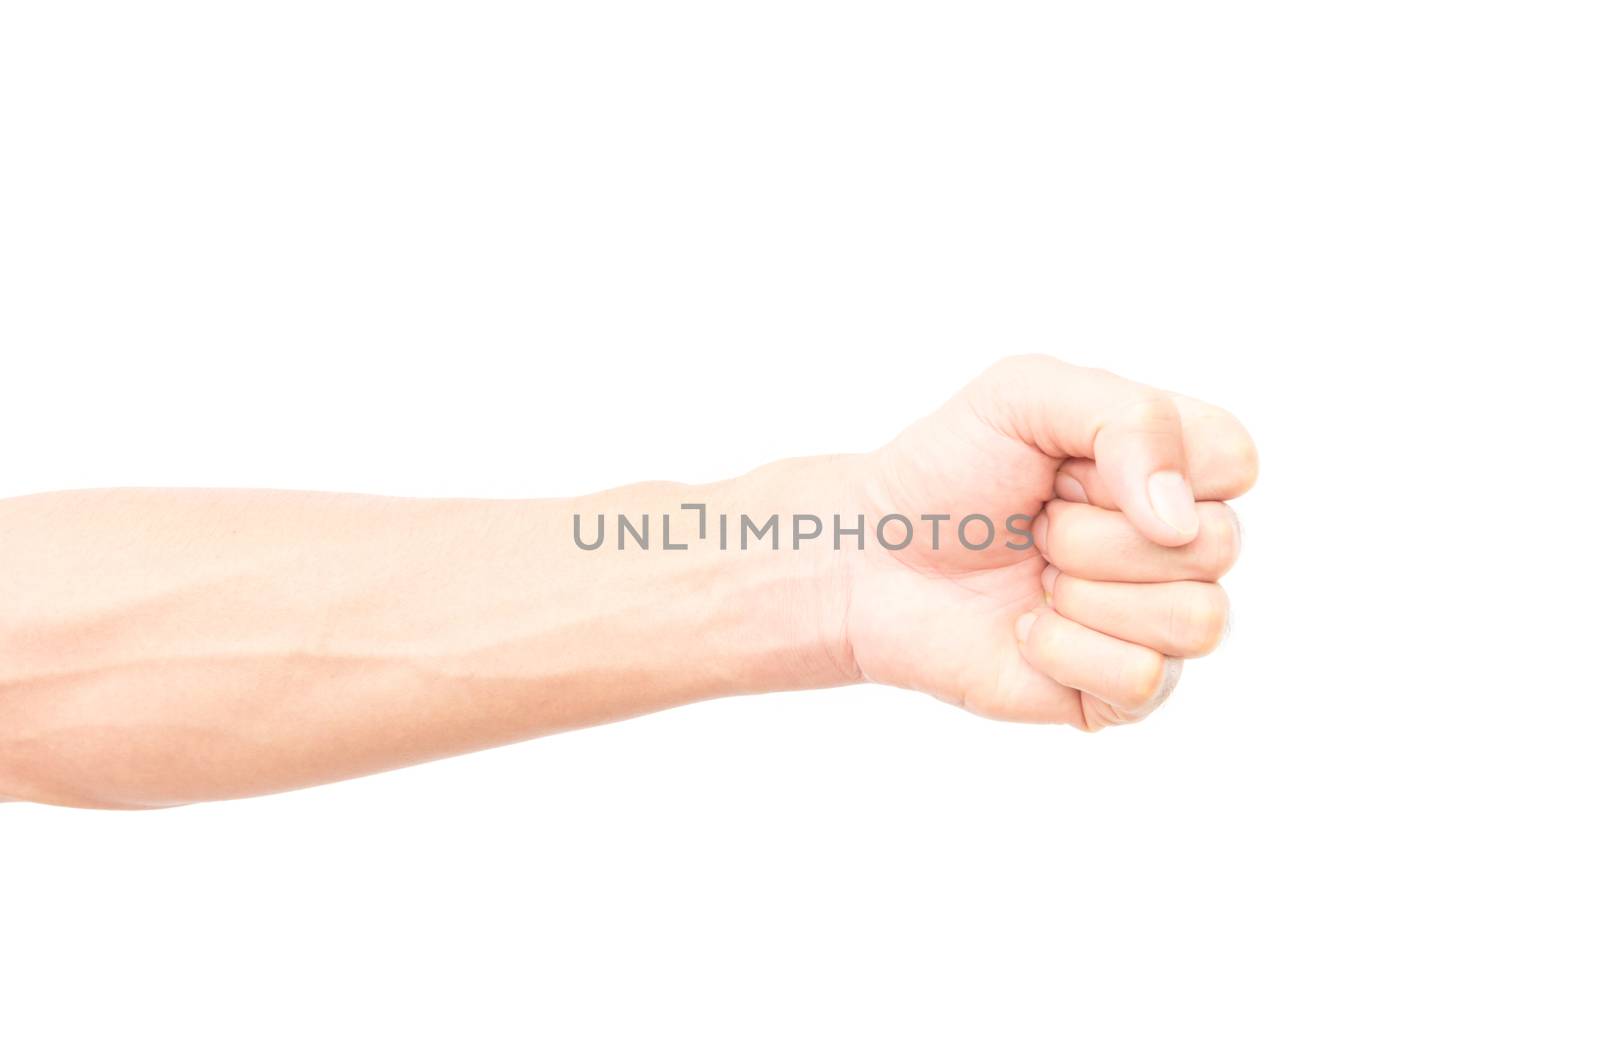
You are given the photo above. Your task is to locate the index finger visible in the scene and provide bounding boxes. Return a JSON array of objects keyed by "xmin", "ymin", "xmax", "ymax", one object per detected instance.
[{"xmin": 1054, "ymin": 394, "xmax": 1258, "ymax": 506}]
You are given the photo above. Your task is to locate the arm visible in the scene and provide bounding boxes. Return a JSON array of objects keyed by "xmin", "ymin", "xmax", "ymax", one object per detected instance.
[
  {"xmin": 0, "ymin": 358, "xmax": 1257, "ymax": 808},
  {"xmin": 0, "ymin": 460, "xmax": 859, "ymax": 807}
]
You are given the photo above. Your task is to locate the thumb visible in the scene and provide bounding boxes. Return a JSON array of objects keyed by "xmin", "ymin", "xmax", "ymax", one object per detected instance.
[
  {"xmin": 1090, "ymin": 391, "xmax": 1198, "ymax": 546},
  {"xmin": 971, "ymin": 356, "xmax": 1199, "ymax": 546}
]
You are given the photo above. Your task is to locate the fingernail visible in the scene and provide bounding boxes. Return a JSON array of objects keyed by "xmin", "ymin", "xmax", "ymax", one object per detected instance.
[
  {"xmin": 1041, "ymin": 565, "xmax": 1060, "ymax": 594},
  {"xmin": 1055, "ymin": 473, "xmax": 1088, "ymax": 502},
  {"xmin": 1147, "ymin": 471, "xmax": 1199, "ymax": 539},
  {"xmin": 1015, "ymin": 611, "xmax": 1038, "ymax": 643}
]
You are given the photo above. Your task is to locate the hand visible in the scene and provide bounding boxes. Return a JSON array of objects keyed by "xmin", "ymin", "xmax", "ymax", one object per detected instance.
[{"xmin": 838, "ymin": 355, "xmax": 1258, "ymax": 729}]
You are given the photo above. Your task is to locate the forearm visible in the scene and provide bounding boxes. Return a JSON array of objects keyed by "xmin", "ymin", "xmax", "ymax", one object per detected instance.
[{"xmin": 0, "ymin": 459, "xmax": 859, "ymax": 807}]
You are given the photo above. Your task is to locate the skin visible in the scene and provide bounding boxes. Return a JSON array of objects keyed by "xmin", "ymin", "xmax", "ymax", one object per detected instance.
[{"xmin": 0, "ymin": 356, "xmax": 1256, "ymax": 808}]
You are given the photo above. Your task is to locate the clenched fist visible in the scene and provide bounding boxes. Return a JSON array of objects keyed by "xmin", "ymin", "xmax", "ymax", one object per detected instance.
[{"xmin": 839, "ymin": 355, "xmax": 1258, "ymax": 730}]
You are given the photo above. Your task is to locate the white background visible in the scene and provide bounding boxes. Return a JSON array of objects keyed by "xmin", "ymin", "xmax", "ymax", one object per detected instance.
[{"xmin": 2, "ymin": 2, "xmax": 1596, "ymax": 1051}]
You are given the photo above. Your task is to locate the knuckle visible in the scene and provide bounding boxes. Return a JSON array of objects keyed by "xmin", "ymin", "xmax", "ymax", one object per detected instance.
[
  {"xmin": 1125, "ymin": 649, "xmax": 1170, "ymax": 706},
  {"xmin": 1172, "ymin": 586, "xmax": 1229, "ymax": 655},
  {"xmin": 1195, "ymin": 503, "xmax": 1240, "ymax": 578},
  {"xmin": 1119, "ymin": 393, "xmax": 1182, "ymax": 434},
  {"xmin": 1222, "ymin": 435, "xmax": 1260, "ymax": 494}
]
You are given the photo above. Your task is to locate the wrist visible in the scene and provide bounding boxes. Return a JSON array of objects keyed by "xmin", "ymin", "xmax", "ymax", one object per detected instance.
[{"xmin": 716, "ymin": 454, "xmax": 865, "ymax": 690}]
